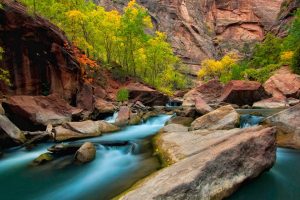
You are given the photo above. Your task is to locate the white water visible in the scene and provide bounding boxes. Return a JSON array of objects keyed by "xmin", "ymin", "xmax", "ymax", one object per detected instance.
[{"xmin": 0, "ymin": 115, "xmax": 171, "ymax": 200}]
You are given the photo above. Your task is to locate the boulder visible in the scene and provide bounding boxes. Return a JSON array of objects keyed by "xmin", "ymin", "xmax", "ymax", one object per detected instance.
[
  {"xmin": 219, "ymin": 80, "xmax": 269, "ymax": 106},
  {"xmin": 97, "ymin": 121, "xmax": 120, "ymax": 133},
  {"xmin": 182, "ymin": 89, "xmax": 200, "ymax": 107},
  {"xmin": 265, "ymin": 104, "xmax": 300, "ymax": 149},
  {"xmin": 253, "ymin": 98, "xmax": 289, "ymax": 109},
  {"xmin": 94, "ymin": 98, "xmax": 116, "ymax": 114},
  {"xmin": 115, "ymin": 106, "xmax": 131, "ymax": 126},
  {"xmin": 128, "ymin": 112, "xmax": 142, "ymax": 125},
  {"xmin": 121, "ymin": 126, "xmax": 276, "ymax": 199},
  {"xmin": 48, "ymin": 143, "xmax": 82, "ymax": 155},
  {"xmin": 125, "ymin": 82, "xmax": 169, "ymax": 106},
  {"xmin": 159, "ymin": 124, "xmax": 188, "ymax": 134},
  {"xmin": 0, "ymin": 115, "xmax": 26, "ymax": 146},
  {"xmin": 94, "ymin": 86, "xmax": 107, "ymax": 99},
  {"xmin": 165, "ymin": 116, "xmax": 194, "ymax": 127},
  {"xmin": 264, "ymin": 67, "xmax": 300, "ymax": 99},
  {"xmin": 76, "ymin": 84, "xmax": 94, "ymax": 111},
  {"xmin": 196, "ymin": 80, "xmax": 224, "ymax": 103},
  {"xmin": 195, "ymin": 97, "xmax": 213, "ymax": 114},
  {"xmin": 190, "ymin": 105, "xmax": 239, "ymax": 131},
  {"xmin": 3, "ymin": 95, "xmax": 82, "ymax": 130},
  {"xmin": 53, "ymin": 120, "xmax": 118, "ymax": 141},
  {"xmin": 75, "ymin": 142, "xmax": 96, "ymax": 163}
]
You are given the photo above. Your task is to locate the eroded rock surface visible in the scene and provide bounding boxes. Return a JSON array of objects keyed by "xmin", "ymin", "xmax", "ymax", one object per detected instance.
[
  {"xmin": 265, "ymin": 103, "xmax": 300, "ymax": 149},
  {"xmin": 121, "ymin": 126, "xmax": 276, "ymax": 200}
]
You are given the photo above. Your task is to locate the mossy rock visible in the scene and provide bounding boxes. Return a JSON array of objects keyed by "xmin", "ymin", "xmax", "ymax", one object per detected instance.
[{"xmin": 32, "ymin": 153, "xmax": 54, "ymax": 166}]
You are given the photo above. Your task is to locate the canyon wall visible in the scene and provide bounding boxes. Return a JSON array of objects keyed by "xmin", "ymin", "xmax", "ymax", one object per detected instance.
[
  {"xmin": 0, "ymin": 0, "xmax": 81, "ymax": 100},
  {"xmin": 97, "ymin": 0, "xmax": 284, "ymax": 74}
]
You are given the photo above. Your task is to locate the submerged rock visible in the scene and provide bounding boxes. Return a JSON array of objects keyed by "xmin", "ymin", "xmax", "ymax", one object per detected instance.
[
  {"xmin": 219, "ymin": 80, "xmax": 269, "ymax": 106},
  {"xmin": 75, "ymin": 142, "xmax": 96, "ymax": 163},
  {"xmin": 265, "ymin": 103, "xmax": 300, "ymax": 149},
  {"xmin": 190, "ymin": 105, "xmax": 239, "ymax": 131},
  {"xmin": 121, "ymin": 126, "xmax": 276, "ymax": 200},
  {"xmin": 32, "ymin": 153, "xmax": 54, "ymax": 166}
]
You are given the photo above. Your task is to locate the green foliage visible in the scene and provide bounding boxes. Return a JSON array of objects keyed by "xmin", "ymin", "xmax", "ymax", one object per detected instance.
[
  {"xmin": 291, "ymin": 45, "xmax": 300, "ymax": 74},
  {"xmin": 283, "ymin": 9, "xmax": 300, "ymax": 50},
  {"xmin": 116, "ymin": 88, "xmax": 129, "ymax": 102},
  {"xmin": 0, "ymin": 47, "xmax": 11, "ymax": 86},
  {"xmin": 19, "ymin": 0, "xmax": 187, "ymax": 94},
  {"xmin": 243, "ymin": 64, "xmax": 281, "ymax": 83},
  {"xmin": 250, "ymin": 34, "xmax": 282, "ymax": 68}
]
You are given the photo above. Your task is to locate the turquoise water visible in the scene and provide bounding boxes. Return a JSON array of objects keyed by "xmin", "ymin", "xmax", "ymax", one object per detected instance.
[
  {"xmin": 0, "ymin": 115, "xmax": 171, "ymax": 200},
  {"xmin": 229, "ymin": 148, "xmax": 300, "ymax": 200}
]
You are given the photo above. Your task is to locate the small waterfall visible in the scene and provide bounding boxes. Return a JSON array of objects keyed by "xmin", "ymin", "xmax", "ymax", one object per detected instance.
[
  {"xmin": 105, "ymin": 112, "xmax": 118, "ymax": 123},
  {"xmin": 240, "ymin": 114, "xmax": 264, "ymax": 128}
]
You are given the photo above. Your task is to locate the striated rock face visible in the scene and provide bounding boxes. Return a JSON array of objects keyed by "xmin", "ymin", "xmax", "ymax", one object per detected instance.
[
  {"xmin": 271, "ymin": 0, "xmax": 300, "ymax": 37},
  {"xmin": 0, "ymin": 1, "xmax": 80, "ymax": 100},
  {"xmin": 97, "ymin": 0, "xmax": 284, "ymax": 72},
  {"xmin": 121, "ymin": 126, "xmax": 276, "ymax": 199},
  {"xmin": 265, "ymin": 103, "xmax": 300, "ymax": 149}
]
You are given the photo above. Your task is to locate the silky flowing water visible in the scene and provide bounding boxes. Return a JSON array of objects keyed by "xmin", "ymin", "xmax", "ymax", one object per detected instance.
[
  {"xmin": 0, "ymin": 112, "xmax": 299, "ymax": 200},
  {"xmin": 0, "ymin": 115, "xmax": 171, "ymax": 200}
]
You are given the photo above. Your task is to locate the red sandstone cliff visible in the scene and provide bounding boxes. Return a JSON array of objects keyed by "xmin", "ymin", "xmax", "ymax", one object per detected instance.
[{"xmin": 0, "ymin": 0, "xmax": 80, "ymax": 101}]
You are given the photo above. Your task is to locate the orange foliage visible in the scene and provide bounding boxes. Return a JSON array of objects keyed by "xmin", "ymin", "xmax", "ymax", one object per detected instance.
[{"xmin": 64, "ymin": 42, "xmax": 98, "ymax": 84}]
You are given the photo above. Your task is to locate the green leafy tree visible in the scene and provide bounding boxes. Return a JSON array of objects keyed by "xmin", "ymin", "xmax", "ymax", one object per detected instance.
[{"xmin": 250, "ymin": 34, "xmax": 282, "ymax": 68}]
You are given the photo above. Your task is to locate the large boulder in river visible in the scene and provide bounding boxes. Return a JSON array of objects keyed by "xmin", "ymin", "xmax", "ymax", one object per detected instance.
[
  {"xmin": 195, "ymin": 97, "xmax": 213, "ymax": 114},
  {"xmin": 121, "ymin": 126, "xmax": 276, "ymax": 199},
  {"xmin": 263, "ymin": 67, "xmax": 300, "ymax": 99},
  {"xmin": 75, "ymin": 142, "xmax": 96, "ymax": 163},
  {"xmin": 2, "ymin": 95, "xmax": 82, "ymax": 130},
  {"xmin": 190, "ymin": 105, "xmax": 239, "ymax": 131},
  {"xmin": 0, "ymin": 115, "xmax": 26, "ymax": 147},
  {"xmin": 125, "ymin": 83, "xmax": 169, "ymax": 106},
  {"xmin": 54, "ymin": 120, "xmax": 118, "ymax": 141},
  {"xmin": 219, "ymin": 80, "xmax": 269, "ymax": 106},
  {"xmin": 265, "ymin": 103, "xmax": 300, "ymax": 149},
  {"xmin": 115, "ymin": 106, "xmax": 131, "ymax": 126},
  {"xmin": 94, "ymin": 98, "xmax": 116, "ymax": 114}
]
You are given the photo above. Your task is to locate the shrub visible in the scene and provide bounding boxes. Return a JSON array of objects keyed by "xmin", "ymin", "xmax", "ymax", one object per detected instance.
[
  {"xmin": 250, "ymin": 34, "xmax": 282, "ymax": 68},
  {"xmin": 243, "ymin": 64, "xmax": 281, "ymax": 83},
  {"xmin": 291, "ymin": 45, "xmax": 300, "ymax": 74},
  {"xmin": 116, "ymin": 88, "xmax": 129, "ymax": 102},
  {"xmin": 280, "ymin": 51, "xmax": 294, "ymax": 65}
]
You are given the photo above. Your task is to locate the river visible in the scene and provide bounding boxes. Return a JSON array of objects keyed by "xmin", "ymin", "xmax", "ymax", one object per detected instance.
[{"xmin": 0, "ymin": 115, "xmax": 171, "ymax": 200}]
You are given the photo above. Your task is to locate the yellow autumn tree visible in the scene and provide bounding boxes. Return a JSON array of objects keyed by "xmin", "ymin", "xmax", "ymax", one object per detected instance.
[{"xmin": 198, "ymin": 53, "xmax": 238, "ymax": 81}]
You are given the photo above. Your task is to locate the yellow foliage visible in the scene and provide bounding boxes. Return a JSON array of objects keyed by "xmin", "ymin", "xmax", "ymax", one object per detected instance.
[
  {"xmin": 280, "ymin": 51, "xmax": 294, "ymax": 64},
  {"xmin": 198, "ymin": 53, "xmax": 237, "ymax": 80}
]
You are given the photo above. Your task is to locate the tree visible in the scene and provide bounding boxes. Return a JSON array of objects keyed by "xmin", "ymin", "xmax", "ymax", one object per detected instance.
[{"xmin": 198, "ymin": 53, "xmax": 238, "ymax": 82}]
